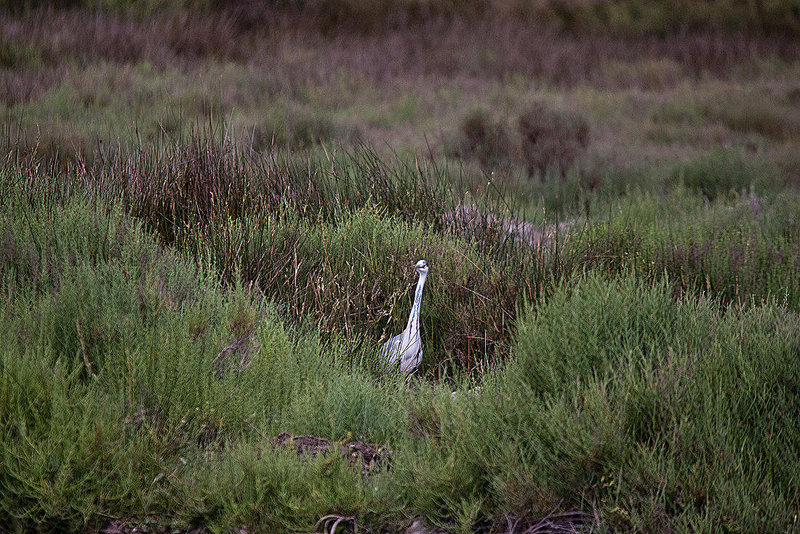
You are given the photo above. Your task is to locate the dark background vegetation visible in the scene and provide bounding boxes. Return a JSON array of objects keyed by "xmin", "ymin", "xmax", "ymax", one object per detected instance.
[
  {"xmin": 1, "ymin": 1, "xmax": 799, "ymax": 532},
  {"xmin": 5, "ymin": 0, "xmax": 800, "ymax": 35}
]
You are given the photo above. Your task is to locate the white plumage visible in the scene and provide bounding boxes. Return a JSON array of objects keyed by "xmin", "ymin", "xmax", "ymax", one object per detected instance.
[{"xmin": 378, "ymin": 259, "xmax": 429, "ymax": 374}]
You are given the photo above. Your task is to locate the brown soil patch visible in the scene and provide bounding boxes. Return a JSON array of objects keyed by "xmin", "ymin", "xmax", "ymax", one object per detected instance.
[{"xmin": 273, "ymin": 432, "xmax": 389, "ymax": 473}]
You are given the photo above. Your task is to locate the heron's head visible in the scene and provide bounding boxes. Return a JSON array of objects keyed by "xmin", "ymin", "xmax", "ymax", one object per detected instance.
[{"xmin": 415, "ymin": 259, "xmax": 429, "ymax": 275}]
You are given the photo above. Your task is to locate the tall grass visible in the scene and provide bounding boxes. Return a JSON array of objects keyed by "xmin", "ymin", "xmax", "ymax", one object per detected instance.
[
  {"xmin": 2, "ymin": 137, "xmax": 800, "ymax": 530},
  {"xmin": 2, "ymin": 0, "xmax": 800, "ymax": 529},
  {"xmin": 5, "ymin": 133, "xmax": 800, "ymax": 370},
  {"xmin": 3, "ymin": 135, "xmax": 564, "ymax": 371}
]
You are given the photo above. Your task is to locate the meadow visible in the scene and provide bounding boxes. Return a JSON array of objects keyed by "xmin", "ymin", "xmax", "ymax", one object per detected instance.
[{"xmin": 1, "ymin": 1, "xmax": 800, "ymax": 532}]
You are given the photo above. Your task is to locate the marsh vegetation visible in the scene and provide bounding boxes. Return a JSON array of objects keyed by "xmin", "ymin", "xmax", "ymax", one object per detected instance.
[{"xmin": 1, "ymin": 1, "xmax": 800, "ymax": 532}]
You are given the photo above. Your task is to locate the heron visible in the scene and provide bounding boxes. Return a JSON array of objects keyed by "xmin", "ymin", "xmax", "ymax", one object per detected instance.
[{"xmin": 378, "ymin": 259, "xmax": 429, "ymax": 375}]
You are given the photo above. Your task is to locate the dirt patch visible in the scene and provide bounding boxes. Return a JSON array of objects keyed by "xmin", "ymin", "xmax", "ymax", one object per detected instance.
[
  {"xmin": 445, "ymin": 205, "xmax": 577, "ymax": 250},
  {"xmin": 273, "ymin": 432, "xmax": 389, "ymax": 473}
]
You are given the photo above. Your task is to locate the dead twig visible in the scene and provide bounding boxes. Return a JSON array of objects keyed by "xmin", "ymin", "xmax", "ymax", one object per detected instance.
[{"xmin": 314, "ymin": 514, "xmax": 356, "ymax": 534}]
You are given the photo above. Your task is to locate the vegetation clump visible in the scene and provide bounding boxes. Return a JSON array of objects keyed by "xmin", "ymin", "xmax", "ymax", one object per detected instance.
[
  {"xmin": 454, "ymin": 109, "xmax": 512, "ymax": 169},
  {"xmin": 518, "ymin": 102, "xmax": 590, "ymax": 179}
]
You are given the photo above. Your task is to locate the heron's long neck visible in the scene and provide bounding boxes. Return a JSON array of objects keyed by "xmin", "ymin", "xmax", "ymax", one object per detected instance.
[{"xmin": 405, "ymin": 272, "xmax": 427, "ymax": 335}]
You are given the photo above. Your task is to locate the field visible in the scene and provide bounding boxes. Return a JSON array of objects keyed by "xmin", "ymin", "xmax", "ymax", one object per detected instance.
[{"xmin": 2, "ymin": 1, "xmax": 800, "ymax": 532}]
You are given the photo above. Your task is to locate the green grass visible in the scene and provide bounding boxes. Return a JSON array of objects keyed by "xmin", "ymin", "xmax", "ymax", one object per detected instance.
[
  {"xmin": 2, "ymin": 138, "xmax": 800, "ymax": 531},
  {"xmin": 0, "ymin": 192, "xmax": 407, "ymax": 530},
  {"xmin": 491, "ymin": 273, "xmax": 800, "ymax": 531}
]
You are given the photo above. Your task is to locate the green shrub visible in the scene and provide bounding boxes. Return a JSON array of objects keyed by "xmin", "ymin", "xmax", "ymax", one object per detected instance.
[
  {"xmin": 0, "ymin": 191, "xmax": 408, "ymax": 530},
  {"xmin": 439, "ymin": 273, "xmax": 800, "ymax": 531},
  {"xmin": 574, "ymin": 187, "xmax": 800, "ymax": 310}
]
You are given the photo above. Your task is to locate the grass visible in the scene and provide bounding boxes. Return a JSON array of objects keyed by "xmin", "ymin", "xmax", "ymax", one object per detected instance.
[
  {"xmin": 494, "ymin": 273, "xmax": 800, "ymax": 531},
  {"xmin": 3, "ymin": 134, "xmax": 800, "ymax": 531},
  {"xmin": 2, "ymin": 1, "xmax": 800, "ymax": 532}
]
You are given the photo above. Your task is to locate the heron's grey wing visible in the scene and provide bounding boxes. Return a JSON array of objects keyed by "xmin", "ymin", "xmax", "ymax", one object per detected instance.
[
  {"xmin": 400, "ymin": 345, "xmax": 422, "ymax": 375},
  {"xmin": 379, "ymin": 333, "xmax": 402, "ymax": 366}
]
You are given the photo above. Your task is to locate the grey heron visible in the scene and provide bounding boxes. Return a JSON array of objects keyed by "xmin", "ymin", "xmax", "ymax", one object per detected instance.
[{"xmin": 378, "ymin": 259, "xmax": 429, "ymax": 374}]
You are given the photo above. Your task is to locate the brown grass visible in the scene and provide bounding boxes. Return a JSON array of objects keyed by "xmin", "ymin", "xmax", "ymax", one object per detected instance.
[
  {"xmin": 2, "ymin": 5, "xmax": 798, "ymax": 195},
  {"xmin": 1, "ymin": 10, "xmax": 249, "ymax": 65},
  {"xmin": 0, "ymin": 9, "xmax": 256, "ymax": 105},
  {"xmin": 307, "ymin": 19, "xmax": 800, "ymax": 87},
  {"xmin": 2, "ymin": 8, "xmax": 798, "ymax": 108}
]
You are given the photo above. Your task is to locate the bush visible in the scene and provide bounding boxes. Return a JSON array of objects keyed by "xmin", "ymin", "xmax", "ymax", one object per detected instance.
[
  {"xmin": 452, "ymin": 109, "xmax": 511, "ymax": 169},
  {"xmin": 450, "ymin": 104, "xmax": 591, "ymax": 180},
  {"xmin": 517, "ymin": 102, "xmax": 589, "ymax": 179}
]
